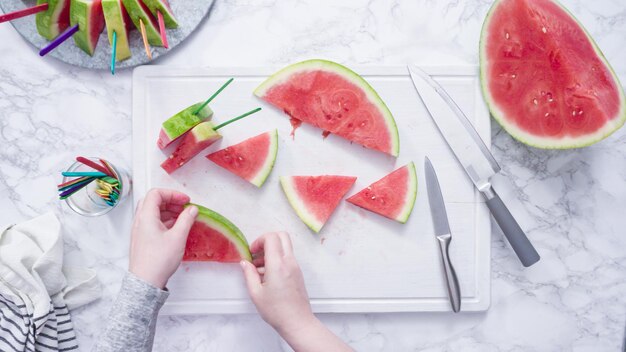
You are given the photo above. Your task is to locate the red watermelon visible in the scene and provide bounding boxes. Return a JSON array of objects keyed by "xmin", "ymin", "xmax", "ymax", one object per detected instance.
[
  {"xmin": 480, "ymin": 0, "xmax": 626, "ymax": 148},
  {"xmin": 183, "ymin": 204, "xmax": 251, "ymax": 262},
  {"xmin": 161, "ymin": 121, "xmax": 221, "ymax": 174},
  {"xmin": 347, "ymin": 162, "xmax": 417, "ymax": 223},
  {"xmin": 254, "ymin": 59, "xmax": 400, "ymax": 157},
  {"xmin": 206, "ymin": 130, "xmax": 279, "ymax": 187},
  {"xmin": 280, "ymin": 175, "xmax": 357, "ymax": 233}
]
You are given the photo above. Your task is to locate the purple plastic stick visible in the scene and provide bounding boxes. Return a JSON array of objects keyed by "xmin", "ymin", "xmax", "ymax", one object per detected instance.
[
  {"xmin": 59, "ymin": 177, "xmax": 95, "ymax": 198},
  {"xmin": 39, "ymin": 24, "xmax": 79, "ymax": 57}
]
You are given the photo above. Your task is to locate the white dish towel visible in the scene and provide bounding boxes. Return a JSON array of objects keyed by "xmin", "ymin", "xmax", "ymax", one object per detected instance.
[{"xmin": 0, "ymin": 212, "xmax": 101, "ymax": 351}]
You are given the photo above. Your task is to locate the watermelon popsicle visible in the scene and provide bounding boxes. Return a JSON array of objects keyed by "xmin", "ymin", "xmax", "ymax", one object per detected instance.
[
  {"xmin": 70, "ymin": 0, "xmax": 105, "ymax": 56},
  {"xmin": 122, "ymin": 0, "xmax": 163, "ymax": 46},
  {"xmin": 143, "ymin": 0, "xmax": 178, "ymax": 28},
  {"xmin": 158, "ymin": 103, "xmax": 213, "ymax": 150},
  {"xmin": 36, "ymin": 0, "xmax": 71, "ymax": 40},
  {"xmin": 161, "ymin": 121, "xmax": 222, "ymax": 174},
  {"xmin": 102, "ymin": 0, "xmax": 133, "ymax": 61}
]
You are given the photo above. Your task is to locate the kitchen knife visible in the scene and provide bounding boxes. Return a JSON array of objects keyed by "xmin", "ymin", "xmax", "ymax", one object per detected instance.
[
  {"xmin": 409, "ymin": 65, "xmax": 540, "ymax": 267},
  {"xmin": 425, "ymin": 156, "xmax": 461, "ymax": 313}
]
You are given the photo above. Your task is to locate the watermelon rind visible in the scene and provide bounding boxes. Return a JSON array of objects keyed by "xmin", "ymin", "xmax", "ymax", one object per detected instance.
[
  {"xmin": 279, "ymin": 176, "xmax": 324, "ymax": 233},
  {"xmin": 479, "ymin": 0, "xmax": 626, "ymax": 149},
  {"xmin": 396, "ymin": 162, "xmax": 418, "ymax": 223},
  {"xmin": 102, "ymin": 0, "xmax": 132, "ymax": 61},
  {"xmin": 36, "ymin": 0, "xmax": 70, "ymax": 40},
  {"xmin": 143, "ymin": 0, "xmax": 178, "ymax": 28},
  {"xmin": 185, "ymin": 203, "xmax": 252, "ymax": 261},
  {"xmin": 253, "ymin": 59, "xmax": 400, "ymax": 157},
  {"xmin": 250, "ymin": 129, "xmax": 279, "ymax": 187},
  {"xmin": 160, "ymin": 103, "xmax": 214, "ymax": 147},
  {"xmin": 121, "ymin": 0, "xmax": 164, "ymax": 46},
  {"xmin": 70, "ymin": 0, "xmax": 104, "ymax": 56}
]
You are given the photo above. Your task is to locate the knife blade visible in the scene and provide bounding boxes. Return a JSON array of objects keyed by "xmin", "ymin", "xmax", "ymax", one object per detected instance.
[
  {"xmin": 409, "ymin": 65, "xmax": 540, "ymax": 267},
  {"xmin": 425, "ymin": 156, "xmax": 461, "ymax": 313}
]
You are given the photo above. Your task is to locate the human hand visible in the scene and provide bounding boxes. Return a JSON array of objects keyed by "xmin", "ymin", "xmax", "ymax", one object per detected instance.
[
  {"xmin": 240, "ymin": 232, "xmax": 316, "ymax": 334},
  {"xmin": 129, "ymin": 188, "xmax": 198, "ymax": 289}
]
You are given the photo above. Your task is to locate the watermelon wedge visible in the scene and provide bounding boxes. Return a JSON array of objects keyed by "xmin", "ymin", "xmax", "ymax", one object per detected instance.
[
  {"xmin": 36, "ymin": 0, "xmax": 71, "ymax": 40},
  {"xmin": 102, "ymin": 0, "xmax": 133, "ymax": 61},
  {"xmin": 254, "ymin": 59, "xmax": 400, "ymax": 157},
  {"xmin": 280, "ymin": 175, "xmax": 356, "ymax": 233},
  {"xmin": 161, "ymin": 121, "xmax": 222, "ymax": 174},
  {"xmin": 206, "ymin": 130, "xmax": 279, "ymax": 188},
  {"xmin": 183, "ymin": 204, "xmax": 251, "ymax": 262},
  {"xmin": 143, "ymin": 0, "xmax": 178, "ymax": 28},
  {"xmin": 480, "ymin": 0, "xmax": 626, "ymax": 149},
  {"xmin": 70, "ymin": 0, "xmax": 105, "ymax": 56},
  {"xmin": 121, "ymin": 0, "xmax": 164, "ymax": 46},
  {"xmin": 347, "ymin": 162, "xmax": 417, "ymax": 223},
  {"xmin": 158, "ymin": 103, "xmax": 214, "ymax": 150}
]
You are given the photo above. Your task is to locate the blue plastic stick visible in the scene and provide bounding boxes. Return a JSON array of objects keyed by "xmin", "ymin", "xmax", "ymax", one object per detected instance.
[{"xmin": 111, "ymin": 31, "xmax": 117, "ymax": 75}]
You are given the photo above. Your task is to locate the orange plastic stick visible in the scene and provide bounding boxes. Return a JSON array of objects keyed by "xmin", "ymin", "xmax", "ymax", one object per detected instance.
[{"xmin": 139, "ymin": 19, "xmax": 152, "ymax": 59}]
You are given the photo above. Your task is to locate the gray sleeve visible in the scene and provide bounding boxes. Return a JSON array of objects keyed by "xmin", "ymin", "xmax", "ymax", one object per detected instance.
[{"xmin": 92, "ymin": 272, "xmax": 169, "ymax": 352}]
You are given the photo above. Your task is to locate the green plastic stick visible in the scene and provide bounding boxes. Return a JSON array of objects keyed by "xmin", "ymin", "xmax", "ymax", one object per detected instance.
[
  {"xmin": 192, "ymin": 78, "xmax": 234, "ymax": 115},
  {"xmin": 214, "ymin": 107, "xmax": 262, "ymax": 130}
]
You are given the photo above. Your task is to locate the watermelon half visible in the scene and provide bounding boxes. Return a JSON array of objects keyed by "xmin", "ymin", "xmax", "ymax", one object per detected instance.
[
  {"xmin": 183, "ymin": 204, "xmax": 251, "ymax": 262},
  {"xmin": 121, "ymin": 0, "xmax": 163, "ymax": 46},
  {"xmin": 161, "ymin": 121, "xmax": 222, "ymax": 174},
  {"xmin": 347, "ymin": 162, "xmax": 417, "ymax": 223},
  {"xmin": 158, "ymin": 103, "xmax": 214, "ymax": 150},
  {"xmin": 70, "ymin": 0, "xmax": 105, "ymax": 56},
  {"xmin": 480, "ymin": 0, "xmax": 626, "ymax": 149},
  {"xmin": 143, "ymin": 0, "xmax": 178, "ymax": 28},
  {"xmin": 280, "ymin": 175, "xmax": 356, "ymax": 233},
  {"xmin": 102, "ymin": 0, "xmax": 133, "ymax": 61},
  {"xmin": 206, "ymin": 130, "xmax": 279, "ymax": 187},
  {"xmin": 254, "ymin": 59, "xmax": 400, "ymax": 157},
  {"xmin": 36, "ymin": 0, "xmax": 71, "ymax": 40}
]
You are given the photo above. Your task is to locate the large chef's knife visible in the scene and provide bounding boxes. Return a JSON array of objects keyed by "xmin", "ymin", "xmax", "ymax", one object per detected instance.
[
  {"xmin": 409, "ymin": 65, "xmax": 540, "ymax": 267},
  {"xmin": 425, "ymin": 156, "xmax": 461, "ymax": 313}
]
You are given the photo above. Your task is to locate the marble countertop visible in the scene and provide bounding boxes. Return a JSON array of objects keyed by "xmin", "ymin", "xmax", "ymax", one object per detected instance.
[{"xmin": 1, "ymin": 0, "xmax": 625, "ymax": 351}]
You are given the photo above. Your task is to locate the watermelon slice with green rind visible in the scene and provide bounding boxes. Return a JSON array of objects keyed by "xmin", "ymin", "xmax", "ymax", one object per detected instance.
[
  {"xmin": 161, "ymin": 121, "xmax": 221, "ymax": 174},
  {"xmin": 158, "ymin": 103, "xmax": 214, "ymax": 150},
  {"xmin": 254, "ymin": 59, "xmax": 400, "ymax": 157},
  {"xmin": 280, "ymin": 175, "xmax": 357, "ymax": 233},
  {"xmin": 480, "ymin": 0, "xmax": 626, "ymax": 149},
  {"xmin": 36, "ymin": 0, "xmax": 71, "ymax": 40},
  {"xmin": 183, "ymin": 204, "xmax": 251, "ymax": 262},
  {"xmin": 70, "ymin": 0, "xmax": 105, "ymax": 56},
  {"xmin": 143, "ymin": 0, "xmax": 178, "ymax": 28},
  {"xmin": 206, "ymin": 130, "xmax": 279, "ymax": 188},
  {"xmin": 102, "ymin": 0, "xmax": 133, "ymax": 61},
  {"xmin": 346, "ymin": 162, "xmax": 417, "ymax": 223},
  {"xmin": 121, "ymin": 0, "xmax": 163, "ymax": 46}
]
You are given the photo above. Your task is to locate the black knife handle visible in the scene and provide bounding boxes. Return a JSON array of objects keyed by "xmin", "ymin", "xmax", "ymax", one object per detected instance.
[{"xmin": 484, "ymin": 186, "xmax": 540, "ymax": 267}]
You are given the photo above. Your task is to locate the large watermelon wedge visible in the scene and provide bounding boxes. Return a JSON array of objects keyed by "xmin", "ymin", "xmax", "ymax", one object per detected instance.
[
  {"xmin": 36, "ymin": 0, "xmax": 71, "ymax": 40},
  {"xmin": 157, "ymin": 103, "xmax": 214, "ymax": 150},
  {"xmin": 102, "ymin": 0, "xmax": 133, "ymax": 61},
  {"xmin": 161, "ymin": 121, "xmax": 221, "ymax": 174},
  {"xmin": 347, "ymin": 162, "xmax": 417, "ymax": 223},
  {"xmin": 254, "ymin": 59, "xmax": 400, "ymax": 157},
  {"xmin": 121, "ymin": 0, "xmax": 163, "ymax": 46},
  {"xmin": 183, "ymin": 204, "xmax": 251, "ymax": 262},
  {"xmin": 206, "ymin": 130, "xmax": 279, "ymax": 187},
  {"xmin": 70, "ymin": 0, "xmax": 105, "ymax": 56},
  {"xmin": 280, "ymin": 175, "xmax": 356, "ymax": 233},
  {"xmin": 480, "ymin": 0, "xmax": 626, "ymax": 149}
]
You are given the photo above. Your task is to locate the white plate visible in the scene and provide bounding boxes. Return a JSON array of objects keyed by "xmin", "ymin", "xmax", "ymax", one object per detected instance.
[{"xmin": 132, "ymin": 66, "xmax": 491, "ymax": 314}]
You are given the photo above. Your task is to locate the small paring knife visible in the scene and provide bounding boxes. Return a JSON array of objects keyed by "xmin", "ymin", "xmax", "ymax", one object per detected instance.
[{"xmin": 424, "ymin": 157, "xmax": 461, "ymax": 313}]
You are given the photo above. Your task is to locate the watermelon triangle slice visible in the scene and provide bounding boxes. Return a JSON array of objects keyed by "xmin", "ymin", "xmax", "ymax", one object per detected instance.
[
  {"xmin": 280, "ymin": 175, "xmax": 357, "ymax": 233},
  {"xmin": 206, "ymin": 130, "xmax": 279, "ymax": 188},
  {"xmin": 183, "ymin": 204, "xmax": 251, "ymax": 262},
  {"xmin": 121, "ymin": 0, "xmax": 163, "ymax": 46},
  {"xmin": 158, "ymin": 102, "xmax": 214, "ymax": 150},
  {"xmin": 254, "ymin": 59, "xmax": 400, "ymax": 157},
  {"xmin": 161, "ymin": 121, "xmax": 222, "ymax": 174},
  {"xmin": 70, "ymin": 0, "xmax": 105, "ymax": 56},
  {"xmin": 36, "ymin": 0, "xmax": 71, "ymax": 40},
  {"xmin": 347, "ymin": 162, "xmax": 417, "ymax": 223}
]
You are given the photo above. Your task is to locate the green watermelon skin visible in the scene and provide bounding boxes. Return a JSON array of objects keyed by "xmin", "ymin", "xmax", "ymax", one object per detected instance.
[
  {"xmin": 161, "ymin": 121, "xmax": 222, "ymax": 174},
  {"xmin": 122, "ymin": 0, "xmax": 164, "ymax": 46},
  {"xmin": 102, "ymin": 0, "xmax": 133, "ymax": 61},
  {"xmin": 36, "ymin": 0, "xmax": 71, "ymax": 40},
  {"xmin": 143, "ymin": 0, "xmax": 178, "ymax": 28},
  {"xmin": 70, "ymin": 0, "xmax": 105, "ymax": 56},
  {"xmin": 158, "ymin": 103, "xmax": 214, "ymax": 150},
  {"xmin": 480, "ymin": 0, "xmax": 626, "ymax": 149}
]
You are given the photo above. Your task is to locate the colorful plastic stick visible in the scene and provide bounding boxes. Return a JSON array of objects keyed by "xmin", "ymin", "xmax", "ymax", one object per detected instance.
[
  {"xmin": 61, "ymin": 171, "xmax": 107, "ymax": 177},
  {"xmin": 157, "ymin": 11, "xmax": 168, "ymax": 49},
  {"xmin": 39, "ymin": 24, "xmax": 79, "ymax": 56},
  {"xmin": 0, "ymin": 3, "xmax": 48, "ymax": 23},
  {"xmin": 59, "ymin": 180, "xmax": 93, "ymax": 198},
  {"xmin": 214, "ymin": 107, "xmax": 262, "ymax": 130},
  {"xmin": 76, "ymin": 156, "xmax": 115, "ymax": 177},
  {"xmin": 58, "ymin": 177, "xmax": 94, "ymax": 191},
  {"xmin": 58, "ymin": 176, "xmax": 91, "ymax": 188},
  {"xmin": 192, "ymin": 78, "xmax": 235, "ymax": 115},
  {"xmin": 111, "ymin": 31, "xmax": 117, "ymax": 75},
  {"xmin": 139, "ymin": 18, "xmax": 152, "ymax": 59}
]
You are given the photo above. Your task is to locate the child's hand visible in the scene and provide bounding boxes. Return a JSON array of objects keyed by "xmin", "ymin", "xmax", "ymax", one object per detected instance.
[
  {"xmin": 129, "ymin": 188, "xmax": 198, "ymax": 289},
  {"xmin": 240, "ymin": 232, "xmax": 316, "ymax": 333}
]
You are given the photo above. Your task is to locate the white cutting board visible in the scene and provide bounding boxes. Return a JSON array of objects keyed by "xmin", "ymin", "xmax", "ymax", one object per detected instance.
[{"xmin": 132, "ymin": 66, "xmax": 491, "ymax": 314}]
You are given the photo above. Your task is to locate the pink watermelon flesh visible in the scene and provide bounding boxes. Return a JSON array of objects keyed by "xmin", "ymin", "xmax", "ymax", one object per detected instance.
[
  {"xmin": 347, "ymin": 163, "xmax": 416, "ymax": 223},
  {"xmin": 161, "ymin": 122, "xmax": 221, "ymax": 174},
  {"xmin": 184, "ymin": 220, "xmax": 243, "ymax": 262},
  {"xmin": 206, "ymin": 131, "xmax": 276, "ymax": 187},
  {"xmin": 481, "ymin": 0, "xmax": 625, "ymax": 147}
]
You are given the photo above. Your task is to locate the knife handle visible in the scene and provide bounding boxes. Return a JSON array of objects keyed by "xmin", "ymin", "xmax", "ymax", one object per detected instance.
[
  {"xmin": 483, "ymin": 186, "xmax": 540, "ymax": 267},
  {"xmin": 436, "ymin": 234, "xmax": 461, "ymax": 313}
]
